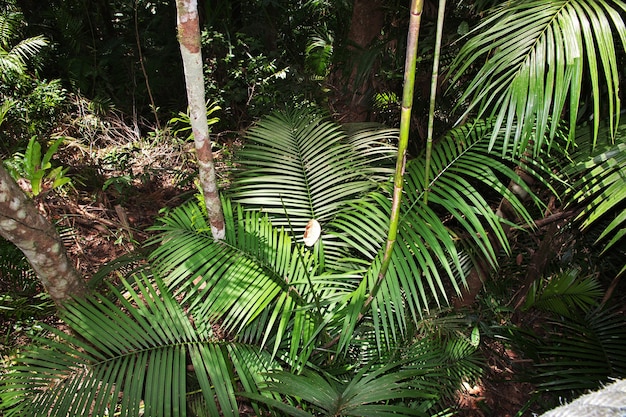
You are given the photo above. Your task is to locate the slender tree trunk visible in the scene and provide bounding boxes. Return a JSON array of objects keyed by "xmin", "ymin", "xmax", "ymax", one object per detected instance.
[
  {"xmin": 176, "ymin": 0, "xmax": 225, "ymax": 240},
  {"xmin": 376, "ymin": 0, "xmax": 423, "ymax": 280},
  {"xmin": 321, "ymin": 0, "xmax": 425, "ymax": 350},
  {"xmin": 0, "ymin": 164, "xmax": 87, "ymax": 304}
]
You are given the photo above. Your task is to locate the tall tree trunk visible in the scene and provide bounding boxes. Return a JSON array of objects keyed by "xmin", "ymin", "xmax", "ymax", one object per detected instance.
[
  {"xmin": 341, "ymin": 0, "xmax": 385, "ymax": 122},
  {"xmin": 176, "ymin": 0, "xmax": 225, "ymax": 240},
  {"xmin": 322, "ymin": 0, "xmax": 425, "ymax": 350},
  {"xmin": 347, "ymin": 0, "xmax": 384, "ymax": 50},
  {"xmin": 0, "ymin": 164, "xmax": 87, "ymax": 305},
  {"xmin": 376, "ymin": 0, "xmax": 424, "ymax": 289}
]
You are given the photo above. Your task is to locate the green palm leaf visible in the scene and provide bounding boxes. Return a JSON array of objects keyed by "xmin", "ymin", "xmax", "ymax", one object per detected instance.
[
  {"xmin": 243, "ymin": 334, "xmax": 482, "ymax": 417},
  {"xmin": 148, "ymin": 197, "xmax": 337, "ymax": 370},
  {"xmin": 246, "ymin": 366, "xmax": 433, "ymax": 417},
  {"xmin": 229, "ymin": 108, "xmax": 396, "ymax": 235},
  {"xmin": 523, "ymin": 268, "xmax": 604, "ymax": 317},
  {"xmin": 534, "ymin": 308, "xmax": 626, "ymax": 392},
  {"xmin": 449, "ymin": 0, "xmax": 626, "ymax": 155},
  {"xmin": 330, "ymin": 120, "xmax": 550, "ymax": 349},
  {"xmin": 306, "ymin": 29, "xmax": 334, "ymax": 77},
  {"xmin": 405, "ymin": 119, "xmax": 542, "ymax": 257},
  {"xmin": 5, "ymin": 35, "xmax": 47, "ymax": 67},
  {"xmin": 566, "ymin": 120, "xmax": 626, "ymax": 273},
  {"xmin": 399, "ymin": 120, "xmax": 548, "ymax": 303},
  {"xmin": 0, "ymin": 10, "xmax": 47, "ymax": 75},
  {"xmin": 228, "ymin": 111, "xmax": 537, "ymax": 349},
  {"xmin": 0, "ymin": 273, "xmax": 280, "ymax": 417}
]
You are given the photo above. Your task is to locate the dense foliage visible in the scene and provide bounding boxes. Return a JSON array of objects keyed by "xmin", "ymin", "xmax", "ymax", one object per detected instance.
[{"xmin": 1, "ymin": 0, "xmax": 625, "ymax": 416}]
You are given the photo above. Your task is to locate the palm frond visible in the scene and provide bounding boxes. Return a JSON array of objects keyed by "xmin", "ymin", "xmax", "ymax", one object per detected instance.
[
  {"xmin": 449, "ymin": 0, "xmax": 626, "ymax": 155},
  {"xmin": 305, "ymin": 28, "xmax": 334, "ymax": 77},
  {"xmin": 244, "ymin": 333, "xmax": 482, "ymax": 417},
  {"xmin": 0, "ymin": 9, "xmax": 22, "ymax": 47},
  {"xmin": 0, "ymin": 50, "xmax": 24, "ymax": 73},
  {"xmin": 566, "ymin": 120, "xmax": 626, "ymax": 273},
  {"xmin": 0, "ymin": 98, "xmax": 14, "ymax": 127},
  {"xmin": 0, "ymin": 9, "xmax": 47, "ymax": 75},
  {"xmin": 148, "ymin": 197, "xmax": 338, "ymax": 370},
  {"xmin": 247, "ymin": 365, "xmax": 433, "ymax": 417},
  {"xmin": 533, "ymin": 307, "xmax": 626, "ymax": 392},
  {"xmin": 0, "ymin": 273, "xmax": 281, "ymax": 417},
  {"xmin": 8, "ymin": 35, "xmax": 47, "ymax": 65},
  {"xmin": 522, "ymin": 268, "xmax": 604, "ymax": 317},
  {"xmin": 227, "ymin": 110, "xmax": 549, "ymax": 346},
  {"xmin": 324, "ymin": 190, "xmax": 391, "ymax": 270},
  {"xmin": 402, "ymin": 335, "xmax": 484, "ymax": 402},
  {"xmin": 404, "ymin": 118, "xmax": 550, "ymax": 285},
  {"xmin": 229, "ymin": 108, "xmax": 396, "ymax": 236},
  {"xmin": 332, "ymin": 120, "xmax": 550, "ymax": 345}
]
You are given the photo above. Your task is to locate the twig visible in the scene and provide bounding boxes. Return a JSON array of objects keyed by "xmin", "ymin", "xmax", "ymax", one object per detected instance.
[{"xmin": 522, "ymin": 208, "xmax": 580, "ymax": 230}]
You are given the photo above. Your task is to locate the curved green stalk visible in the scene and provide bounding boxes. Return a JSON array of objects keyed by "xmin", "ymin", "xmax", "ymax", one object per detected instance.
[
  {"xmin": 423, "ymin": 0, "xmax": 446, "ymax": 204},
  {"xmin": 364, "ymin": 0, "xmax": 425, "ymax": 312}
]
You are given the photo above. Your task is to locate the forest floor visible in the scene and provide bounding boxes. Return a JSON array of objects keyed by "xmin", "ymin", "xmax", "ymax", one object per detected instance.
[{"xmin": 0, "ymin": 122, "xmax": 560, "ymax": 417}]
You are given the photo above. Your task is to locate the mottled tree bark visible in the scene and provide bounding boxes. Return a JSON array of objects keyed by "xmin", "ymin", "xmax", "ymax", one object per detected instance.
[
  {"xmin": 0, "ymin": 164, "xmax": 87, "ymax": 304},
  {"xmin": 176, "ymin": 0, "xmax": 225, "ymax": 240}
]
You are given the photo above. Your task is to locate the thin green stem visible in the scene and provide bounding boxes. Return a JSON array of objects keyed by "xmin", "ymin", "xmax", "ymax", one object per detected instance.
[
  {"xmin": 319, "ymin": 0, "xmax": 426, "ymax": 352},
  {"xmin": 362, "ymin": 0, "xmax": 424, "ymax": 314},
  {"xmin": 424, "ymin": 0, "xmax": 446, "ymax": 204}
]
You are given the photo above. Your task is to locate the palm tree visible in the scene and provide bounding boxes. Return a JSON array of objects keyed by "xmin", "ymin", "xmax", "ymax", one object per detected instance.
[
  {"xmin": 2, "ymin": 0, "xmax": 625, "ymax": 415},
  {"xmin": 0, "ymin": 107, "xmax": 540, "ymax": 416},
  {"xmin": 447, "ymin": 0, "xmax": 626, "ymax": 302},
  {"xmin": 446, "ymin": 0, "xmax": 626, "ymax": 399}
]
